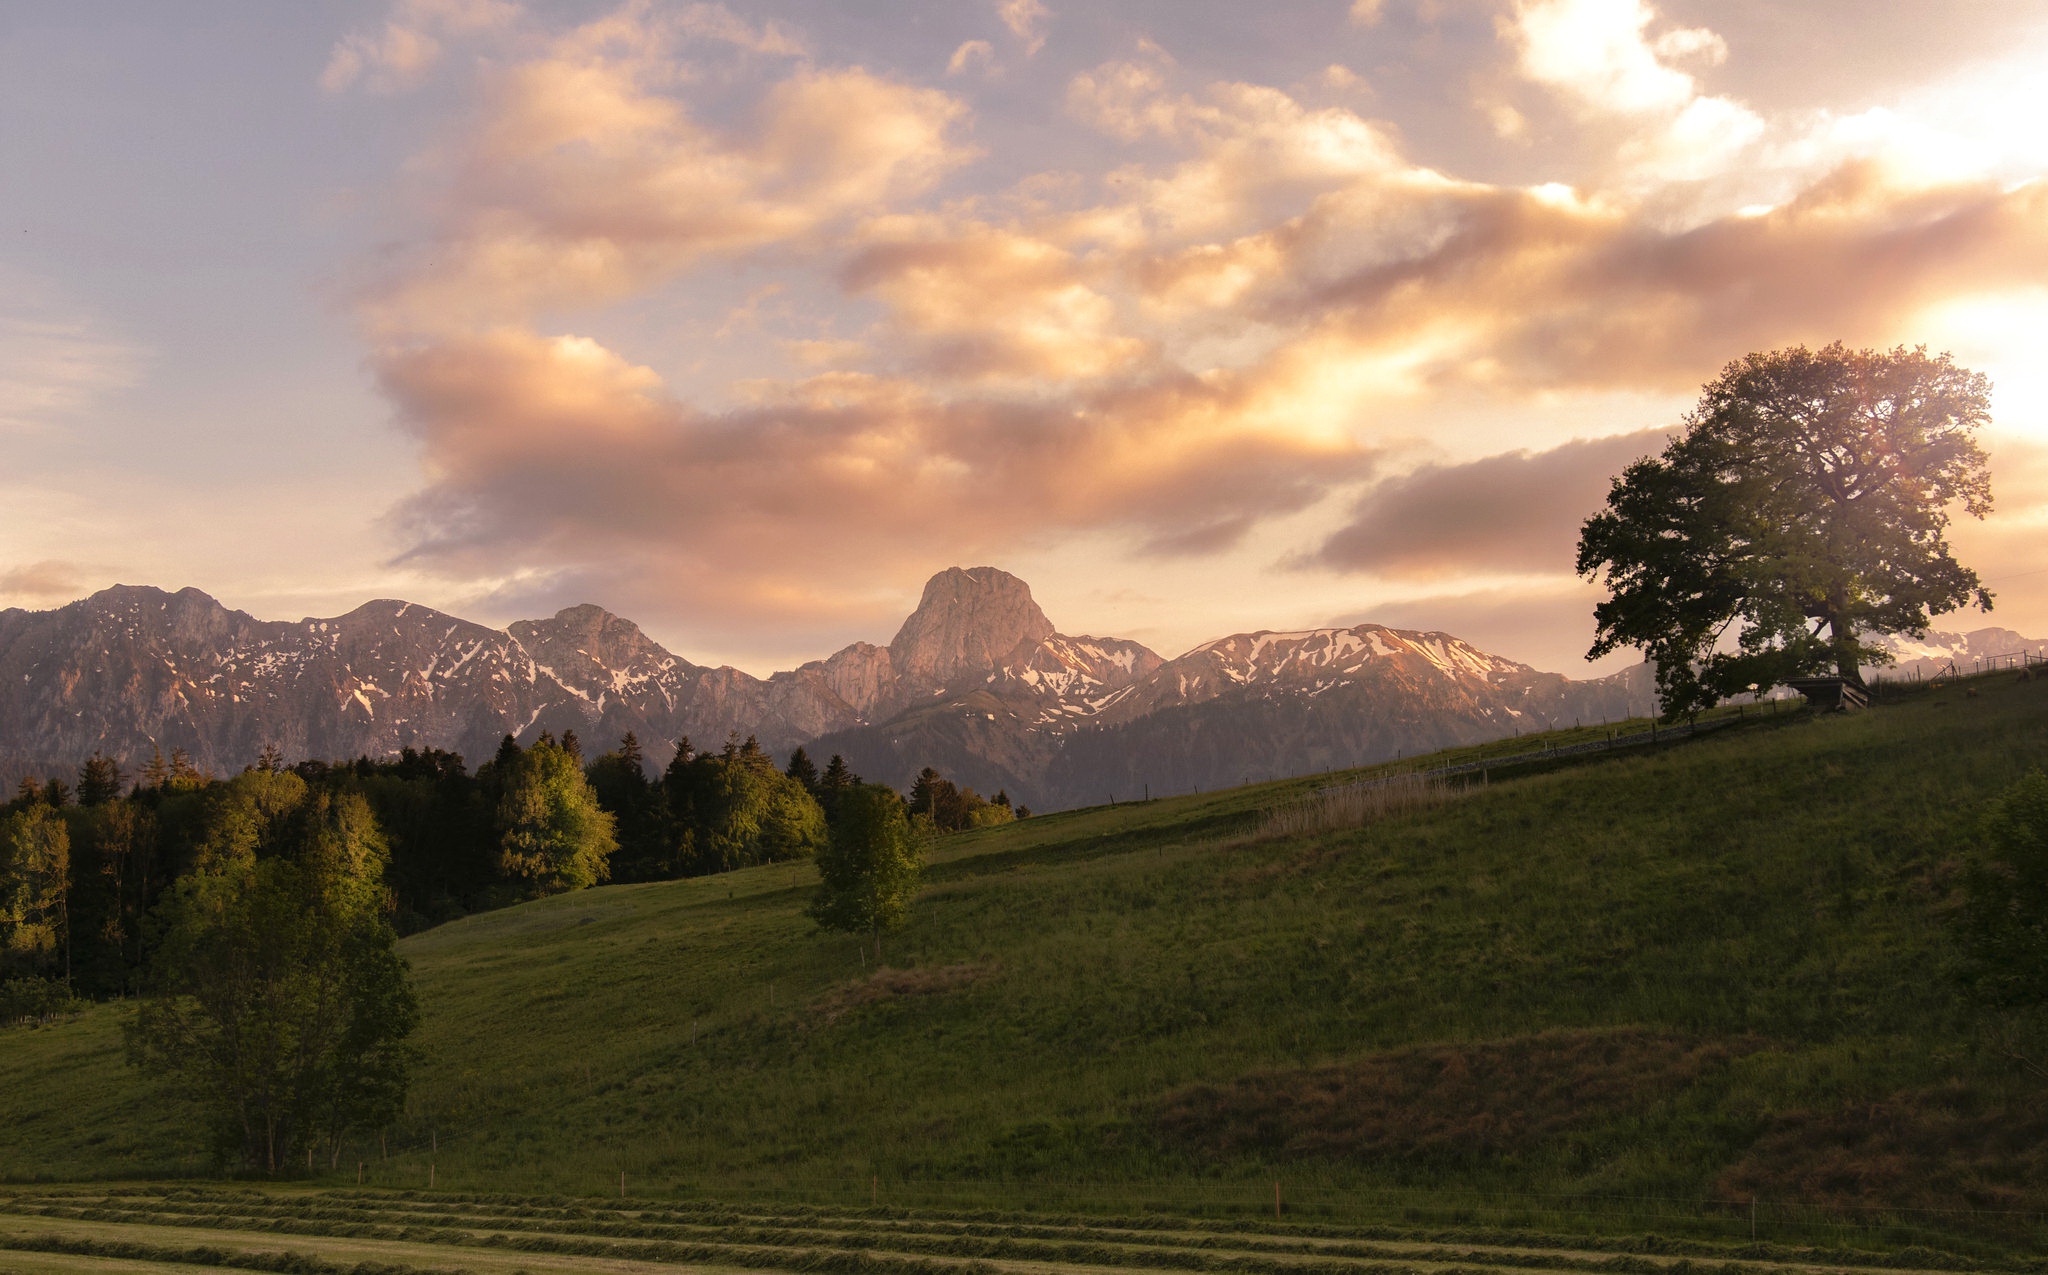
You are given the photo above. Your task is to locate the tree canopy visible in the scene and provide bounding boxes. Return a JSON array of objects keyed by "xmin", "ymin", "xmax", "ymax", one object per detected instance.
[
  {"xmin": 129, "ymin": 782, "xmax": 419, "ymax": 1173},
  {"xmin": 1577, "ymin": 343, "xmax": 1993, "ymax": 714},
  {"xmin": 808, "ymin": 782, "xmax": 923, "ymax": 960}
]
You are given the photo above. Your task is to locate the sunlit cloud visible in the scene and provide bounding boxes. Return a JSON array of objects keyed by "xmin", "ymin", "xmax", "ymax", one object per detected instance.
[
  {"xmin": 324, "ymin": 0, "xmax": 2048, "ymax": 655},
  {"xmin": 998, "ymin": 0, "xmax": 1051, "ymax": 56},
  {"xmin": 321, "ymin": 0, "xmax": 519, "ymax": 94},
  {"xmin": 0, "ymin": 560, "xmax": 92, "ymax": 605}
]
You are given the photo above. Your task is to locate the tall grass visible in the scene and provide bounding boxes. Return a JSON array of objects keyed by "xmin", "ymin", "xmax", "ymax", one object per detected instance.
[{"xmin": 1254, "ymin": 774, "xmax": 1460, "ymax": 841}]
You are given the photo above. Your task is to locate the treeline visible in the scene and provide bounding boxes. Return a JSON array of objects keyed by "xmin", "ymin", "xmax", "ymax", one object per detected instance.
[{"xmin": 0, "ymin": 732, "xmax": 1023, "ymax": 1006}]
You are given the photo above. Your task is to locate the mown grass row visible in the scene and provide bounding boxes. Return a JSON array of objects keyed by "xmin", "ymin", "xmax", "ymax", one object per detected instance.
[
  {"xmin": 5, "ymin": 1187, "xmax": 2042, "ymax": 1275},
  {"xmin": 0, "ymin": 1230, "xmax": 457, "ymax": 1274}
]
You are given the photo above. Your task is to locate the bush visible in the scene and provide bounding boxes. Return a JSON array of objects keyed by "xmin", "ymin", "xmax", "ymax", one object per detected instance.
[{"xmin": 0, "ymin": 975, "xmax": 82, "ymax": 1028}]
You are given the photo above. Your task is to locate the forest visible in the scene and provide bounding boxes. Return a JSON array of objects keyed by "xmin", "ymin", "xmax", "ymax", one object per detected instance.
[{"xmin": 0, "ymin": 731, "xmax": 1023, "ymax": 1014}]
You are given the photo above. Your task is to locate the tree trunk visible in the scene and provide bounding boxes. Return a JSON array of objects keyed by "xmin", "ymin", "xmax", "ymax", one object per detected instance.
[{"xmin": 1827, "ymin": 601, "xmax": 1864, "ymax": 687}]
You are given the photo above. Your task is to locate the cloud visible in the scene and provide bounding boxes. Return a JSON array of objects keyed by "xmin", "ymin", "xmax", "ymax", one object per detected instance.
[
  {"xmin": 0, "ymin": 560, "xmax": 90, "ymax": 603},
  {"xmin": 999, "ymin": 0, "xmax": 1050, "ymax": 56},
  {"xmin": 1505, "ymin": 0, "xmax": 1762, "ymax": 185},
  {"xmin": 842, "ymin": 220, "xmax": 1147, "ymax": 380},
  {"xmin": 0, "ymin": 280, "xmax": 147, "ymax": 432},
  {"xmin": 947, "ymin": 39, "xmax": 996, "ymax": 77},
  {"xmin": 337, "ymin": 4, "xmax": 2048, "ymax": 650},
  {"xmin": 1227, "ymin": 166, "xmax": 2048, "ymax": 394},
  {"xmin": 361, "ymin": 15, "xmax": 974, "ymax": 331},
  {"xmin": 1308, "ymin": 429, "xmax": 1672, "ymax": 577},
  {"xmin": 376, "ymin": 328, "xmax": 1375, "ymax": 635},
  {"xmin": 1349, "ymin": 0, "xmax": 1385, "ymax": 27},
  {"xmin": 321, "ymin": 0, "xmax": 518, "ymax": 94}
]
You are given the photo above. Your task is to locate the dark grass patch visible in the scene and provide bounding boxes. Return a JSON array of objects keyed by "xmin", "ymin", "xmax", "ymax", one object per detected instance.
[
  {"xmin": 812, "ymin": 964, "xmax": 997, "ymax": 1025},
  {"xmin": 1156, "ymin": 1030, "xmax": 1762, "ymax": 1160},
  {"xmin": 1715, "ymin": 1083, "xmax": 2048, "ymax": 1213}
]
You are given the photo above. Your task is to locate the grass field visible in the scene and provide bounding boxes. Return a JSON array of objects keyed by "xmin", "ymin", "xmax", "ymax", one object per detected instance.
[{"xmin": 3, "ymin": 676, "xmax": 2047, "ymax": 1260}]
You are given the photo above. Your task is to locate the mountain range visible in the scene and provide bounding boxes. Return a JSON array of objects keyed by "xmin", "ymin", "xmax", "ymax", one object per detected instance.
[{"xmin": 0, "ymin": 568, "xmax": 2029, "ymax": 809}]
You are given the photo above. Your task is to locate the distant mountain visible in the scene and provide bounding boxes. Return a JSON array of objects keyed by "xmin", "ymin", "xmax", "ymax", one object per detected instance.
[
  {"xmin": 3, "ymin": 566, "xmax": 1674, "ymax": 810},
  {"xmin": 1875, "ymin": 627, "xmax": 2048, "ymax": 680}
]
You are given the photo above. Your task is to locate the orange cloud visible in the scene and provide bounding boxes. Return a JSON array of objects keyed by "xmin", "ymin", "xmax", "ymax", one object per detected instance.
[
  {"xmin": 363, "ymin": 11, "xmax": 971, "ymax": 331},
  {"xmin": 378, "ymin": 329, "xmax": 1377, "ymax": 635},
  {"xmin": 345, "ymin": 5, "xmax": 2048, "ymax": 648}
]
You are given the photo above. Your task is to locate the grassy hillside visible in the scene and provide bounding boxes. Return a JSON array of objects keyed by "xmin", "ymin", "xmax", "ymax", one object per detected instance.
[{"xmin": 3, "ymin": 678, "xmax": 2046, "ymax": 1250}]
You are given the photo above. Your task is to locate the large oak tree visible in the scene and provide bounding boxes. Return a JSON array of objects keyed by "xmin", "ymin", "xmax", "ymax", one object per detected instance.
[{"xmin": 1577, "ymin": 343, "xmax": 1994, "ymax": 715}]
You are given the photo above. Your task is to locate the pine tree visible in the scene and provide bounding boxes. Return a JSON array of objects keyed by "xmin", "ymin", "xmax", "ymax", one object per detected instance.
[
  {"xmin": 907, "ymin": 767, "xmax": 941, "ymax": 818},
  {"xmin": 167, "ymin": 748, "xmax": 203, "ymax": 786},
  {"xmin": 818, "ymin": 754, "xmax": 855, "ymax": 823},
  {"xmin": 618, "ymin": 731, "xmax": 644, "ymax": 775},
  {"xmin": 785, "ymin": 747, "xmax": 820, "ymax": 794},
  {"xmin": 77, "ymin": 753, "xmax": 123, "ymax": 806},
  {"xmin": 255, "ymin": 744, "xmax": 286, "ymax": 774}
]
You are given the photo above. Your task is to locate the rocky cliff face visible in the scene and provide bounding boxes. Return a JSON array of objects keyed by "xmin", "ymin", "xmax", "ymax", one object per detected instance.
[
  {"xmin": 886, "ymin": 567, "xmax": 1056, "ymax": 690},
  {"xmin": 3, "ymin": 568, "xmax": 1683, "ymax": 809}
]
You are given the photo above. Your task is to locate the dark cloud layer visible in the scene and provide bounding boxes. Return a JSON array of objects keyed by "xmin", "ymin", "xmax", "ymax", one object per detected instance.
[{"xmin": 1310, "ymin": 428, "xmax": 1672, "ymax": 577}]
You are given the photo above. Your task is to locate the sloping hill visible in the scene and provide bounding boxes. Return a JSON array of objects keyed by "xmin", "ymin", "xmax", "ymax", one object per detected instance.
[{"xmin": 3, "ymin": 676, "xmax": 2045, "ymax": 1250}]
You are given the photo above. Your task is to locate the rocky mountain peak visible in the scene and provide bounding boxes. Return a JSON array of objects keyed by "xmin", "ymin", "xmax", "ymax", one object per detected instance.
[
  {"xmin": 888, "ymin": 567, "xmax": 1056, "ymax": 687},
  {"xmin": 511, "ymin": 604, "xmax": 683, "ymax": 676}
]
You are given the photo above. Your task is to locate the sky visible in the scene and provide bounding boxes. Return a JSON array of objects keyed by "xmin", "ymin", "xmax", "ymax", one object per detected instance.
[{"xmin": 3, "ymin": 0, "xmax": 2047, "ymax": 678}]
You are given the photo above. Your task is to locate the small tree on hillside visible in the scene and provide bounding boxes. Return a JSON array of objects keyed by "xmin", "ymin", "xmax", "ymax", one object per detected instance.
[{"xmin": 808, "ymin": 783, "xmax": 923, "ymax": 963}]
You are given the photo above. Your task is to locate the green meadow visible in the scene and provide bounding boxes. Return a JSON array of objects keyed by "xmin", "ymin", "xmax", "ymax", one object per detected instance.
[{"xmin": 4, "ymin": 676, "xmax": 2046, "ymax": 1259}]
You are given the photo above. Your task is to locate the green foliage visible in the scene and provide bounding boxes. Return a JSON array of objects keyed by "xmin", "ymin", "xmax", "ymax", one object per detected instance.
[
  {"xmin": 664, "ymin": 735, "xmax": 827, "ymax": 876},
  {"xmin": 128, "ymin": 788, "xmax": 419, "ymax": 1173},
  {"xmin": 909, "ymin": 765, "xmax": 1010, "ymax": 832},
  {"xmin": 1579, "ymin": 343, "xmax": 1994, "ymax": 715},
  {"xmin": 809, "ymin": 782, "xmax": 924, "ymax": 952},
  {"xmin": 0, "ymin": 803, "xmax": 70, "ymax": 978},
  {"xmin": 489, "ymin": 738, "xmax": 617, "ymax": 898},
  {"xmin": 0, "ymin": 974, "xmax": 81, "ymax": 1026},
  {"xmin": 1959, "ymin": 770, "xmax": 2048, "ymax": 1008}
]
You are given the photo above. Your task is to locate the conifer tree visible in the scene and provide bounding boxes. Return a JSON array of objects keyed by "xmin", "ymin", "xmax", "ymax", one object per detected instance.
[
  {"xmin": 785, "ymin": 746, "xmax": 820, "ymax": 795},
  {"xmin": 77, "ymin": 753, "xmax": 123, "ymax": 806}
]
